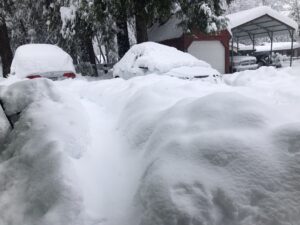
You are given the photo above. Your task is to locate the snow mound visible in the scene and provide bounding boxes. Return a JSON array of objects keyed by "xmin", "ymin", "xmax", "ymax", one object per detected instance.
[
  {"xmin": 0, "ymin": 105, "xmax": 10, "ymax": 144},
  {"xmin": 105, "ymin": 75, "xmax": 300, "ymax": 225},
  {"xmin": 0, "ymin": 79, "xmax": 90, "ymax": 225},
  {"xmin": 113, "ymin": 42, "xmax": 211, "ymax": 79},
  {"xmin": 0, "ymin": 79, "xmax": 61, "ymax": 116},
  {"xmin": 10, "ymin": 44, "xmax": 75, "ymax": 78},
  {"xmin": 2, "ymin": 66, "xmax": 300, "ymax": 225}
]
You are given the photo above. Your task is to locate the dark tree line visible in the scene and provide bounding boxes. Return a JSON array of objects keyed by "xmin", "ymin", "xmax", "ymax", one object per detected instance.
[{"xmin": 0, "ymin": 0, "xmax": 233, "ymax": 77}]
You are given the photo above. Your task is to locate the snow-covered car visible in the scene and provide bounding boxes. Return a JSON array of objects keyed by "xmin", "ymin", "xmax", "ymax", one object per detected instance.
[
  {"xmin": 10, "ymin": 44, "xmax": 76, "ymax": 80},
  {"xmin": 113, "ymin": 42, "xmax": 220, "ymax": 80},
  {"xmin": 231, "ymin": 55, "xmax": 258, "ymax": 72}
]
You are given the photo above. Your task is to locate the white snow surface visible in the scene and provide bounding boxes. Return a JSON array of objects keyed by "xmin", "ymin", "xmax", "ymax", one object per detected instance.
[
  {"xmin": 227, "ymin": 6, "xmax": 298, "ymax": 32},
  {"xmin": 256, "ymin": 42, "xmax": 300, "ymax": 52},
  {"xmin": 237, "ymin": 42, "xmax": 300, "ymax": 52},
  {"xmin": 148, "ymin": 16, "xmax": 183, "ymax": 42},
  {"xmin": 1, "ymin": 66, "xmax": 300, "ymax": 224},
  {"xmin": 10, "ymin": 44, "xmax": 76, "ymax": 78},
  {"xmin": 113, "ymin": 42, "xmax": 216, "ymax": 79},
  {"xmin": 232, "ymin": 55, "xmax": 257, "ymax": 63}
]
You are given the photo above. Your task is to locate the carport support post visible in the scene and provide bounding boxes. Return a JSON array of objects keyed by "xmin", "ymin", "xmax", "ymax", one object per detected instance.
[
  {"xmin": 231, "ymin": 37, "xmax": 234, "ymax": 73},
  {"xmin": 252, "ymin": 35, "xmax": 255, "ymax": 51},
  {"xmin": 290, "ymin": 30, "xmax": 294, "ymax": 67},
  {"xmin": 237, "ymin": 37, "xmax": 239, "ymax": 55},
  {"xmin": 269, "ymin": 32, "xmax": 273, "ymax": 64}
]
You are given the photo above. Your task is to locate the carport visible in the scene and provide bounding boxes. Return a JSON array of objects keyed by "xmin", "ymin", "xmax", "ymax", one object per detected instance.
[{"xmin": 227, "ymin": 6, "xmax": 298, "ymax": 71}]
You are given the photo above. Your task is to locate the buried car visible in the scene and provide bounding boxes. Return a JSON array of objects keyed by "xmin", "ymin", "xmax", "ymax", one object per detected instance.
[
  {"xmin": 10, "ymin": 44, "xmax": 76, "ymax": 80},
  {"xmin": 113, "ymin": 42, "xmax": 220, "ymax": 80},
  {"xmin": 231, "ymin": 55, "xmax": 258, "ymax": 72}
]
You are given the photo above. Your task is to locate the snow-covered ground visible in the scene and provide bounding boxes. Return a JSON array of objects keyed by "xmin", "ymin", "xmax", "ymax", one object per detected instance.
[{"xmin": 1, "ymin": 66, "xmax": 300, "ymax": 225}]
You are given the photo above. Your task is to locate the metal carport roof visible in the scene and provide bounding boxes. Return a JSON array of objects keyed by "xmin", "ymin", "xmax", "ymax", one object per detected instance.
[
  {"xmin": 227, "ymin": 6, "xmax": 298, "ymax": 40},
  {"xmin": 227, "ymin": 6, "xmax": 298, "ymax": 70}
]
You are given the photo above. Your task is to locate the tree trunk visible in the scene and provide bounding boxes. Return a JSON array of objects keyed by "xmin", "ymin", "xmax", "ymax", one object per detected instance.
[
  {"xmin": 116, "ymin": 0, "xmax": 130, "ymax": 59},
  {"xmin": 85, "ymin": 37, "xmax": 98, "ymax": 76},
  {"xmin": 0, "ymin": 20, "xmax": 13, "ymax": 78},
  {"xmin": 135, "ymin": 14, "xmax": 148, "ymax": 43},
  {"xmin": 134, "ymin": 1, "xmax": 148, "ymax": 43}
]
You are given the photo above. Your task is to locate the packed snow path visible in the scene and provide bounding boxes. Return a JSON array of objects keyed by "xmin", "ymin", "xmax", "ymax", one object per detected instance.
[
  {"xmin": 1, "ymin": 66, "xmax": 300, "ymax": 225},
  {"xmin": 74, "ymin": 99, "xmax": 142, "ymax": 225}
]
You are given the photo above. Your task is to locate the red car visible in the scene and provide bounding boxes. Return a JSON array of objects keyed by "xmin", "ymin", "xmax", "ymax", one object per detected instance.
[{"xmin": 10, "ymin": 44, "xmax": 76, "ymax": 80}]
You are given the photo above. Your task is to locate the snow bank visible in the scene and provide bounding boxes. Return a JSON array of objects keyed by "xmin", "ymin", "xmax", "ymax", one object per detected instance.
[
  {"xmin": 127, "ymin": 80, "xmax": 300, "ymax": 225},
  {"xmin": 89, "ymin": 72, "xmax": 300, "ymax": 224},
  {"xmin": 10, "ymin": 44, "xmax": 75, "ymax": 78},
  {"xmin": 0, "ymin": 105, "xmax": 10, "ymax": 144},
  {"xmin": 2, "ymin": 65, "xmax": 300, "ymax": 224},
  {"xmin": 113, "ymin": 42, "xmax": 212, "ymax": 79},
  {"xmin": 0, "ymin": 79, "xmax": 90, "ymax": 225},
  {"xmin": 59, "ymin": 69, "xmax": 300, "ymax": 224}
]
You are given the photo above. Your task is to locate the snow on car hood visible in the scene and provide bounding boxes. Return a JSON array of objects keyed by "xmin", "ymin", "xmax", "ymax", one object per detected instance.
[
  {"xmin": 113, "ymin": 42, "xmax": 212, "ymax": 79},
  {"xmin": 11, "ymin": 44, "xmax": 76, "ymax": 78},
  {"xmin": 164, "ymin": 66, "xmax": 220, "ymax": 79}
]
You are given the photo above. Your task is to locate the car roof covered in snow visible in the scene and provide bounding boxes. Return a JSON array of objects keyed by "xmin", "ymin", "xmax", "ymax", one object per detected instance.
[
  {"xmin": 11, "ymin": 44, "xmax": 75, "ymax": 78},
  {"xmin": 113, "ymin": 42, "xmax": 216, "ymax": 79}
]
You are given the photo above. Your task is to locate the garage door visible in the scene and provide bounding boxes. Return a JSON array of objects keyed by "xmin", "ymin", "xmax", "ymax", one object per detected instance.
[{"xmin": 188, "ymin": 41, "xmax": 225, "ymax": 74}]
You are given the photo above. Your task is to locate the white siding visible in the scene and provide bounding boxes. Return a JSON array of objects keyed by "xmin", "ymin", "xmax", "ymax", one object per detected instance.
[{"xmin": 188, "ymin": 41, "xmax": 225, "ymax": 74}]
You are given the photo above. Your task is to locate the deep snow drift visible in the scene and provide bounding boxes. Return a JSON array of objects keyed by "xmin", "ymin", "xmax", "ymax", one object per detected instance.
[{"xmin": 1, "ymin": 66, "xmax": 300, "ymax": 225}]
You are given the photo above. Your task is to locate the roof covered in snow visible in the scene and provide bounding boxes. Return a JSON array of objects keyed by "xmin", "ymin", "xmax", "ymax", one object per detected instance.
[
  {"xmin": 227, "ymin": 6, "xmax": 298, "ymax": 40},
  {"xmin": 249, "ymin": 42, "xmax": 300, "ymax": 52},
  {"xmin": 148, "ymin": 16, "xmax": 183, "ymax": 42}
]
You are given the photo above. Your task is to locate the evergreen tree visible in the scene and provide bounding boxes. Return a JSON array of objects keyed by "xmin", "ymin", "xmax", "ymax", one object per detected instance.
[
  {"xmin": 177, "ymin": 0, "xmax": 232, "ymax": 34},
  {"xmin": 132, "ymin": 0, "xmax": 174, "ymax": 43},
  {"xmin": 104, "ymin": 0, "xmax": 130, "ymax": 59},
  {"xmin": 289, "ymin": 0, "xmax": 300, "ymax": 28},
  {"xmin": 0, "ymin": 0, "xmax": 13, "ymax": 77},
  {"xmin": 0, "ymin": 0, "xmax": 235, "ymax": 77},
  {"xmin": 227, "ymin": 0, "xmax": 288, "ymax": 13}
]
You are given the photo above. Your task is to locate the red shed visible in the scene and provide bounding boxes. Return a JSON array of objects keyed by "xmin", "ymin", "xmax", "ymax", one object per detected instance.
[{"xmin": 148, "ymin": 17, "xmax": 232, "ymax": 74}]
